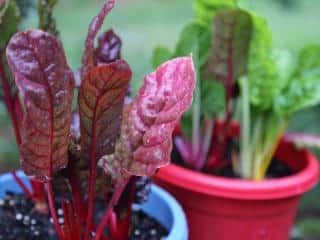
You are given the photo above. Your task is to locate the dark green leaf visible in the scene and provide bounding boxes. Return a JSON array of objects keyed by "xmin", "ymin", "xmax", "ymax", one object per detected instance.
[{"xmin": 174, "ymin": 21, "xmax": 211, "ymax": 68}]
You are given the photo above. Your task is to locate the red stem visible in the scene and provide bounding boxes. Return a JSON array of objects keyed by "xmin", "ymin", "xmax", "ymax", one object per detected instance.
[
  {"xmin": 14, "ymin": 95, "xmax": 23, "ymax": 122},
  {"xmin": 69, "ymin": 172, "xmax": 85, "ymax": 226},
  {"xmin": 94, "ymin": 179, "xmax": 129, "ymax": 240},
  {"xmin": 84, "ymin": 154, "xmax": 97, "ymax": 240},
  {"xmin": 62, "ymin": 200, "xmax": 81, "ymax": 240},
  {"xmin": 30, "ymin": 179, "xmax": 46, "ymax": 202},
  {"xmin": 84, "ymin": 92, "xmax": 100, "ymax": 239},
  {"xmin": 47, "ymin": 178, "xmax": 64, "ymax": 240},
  {"xmin": 11, "ymin": 171, "xmax": 32, "ymax": 198},
  {"xmin": 0, "ymin": 56, "xmax": 21, "ymax": 145},
  {"xmin": 116, "ymin": 179, "xmax": 135, "ymax": 240}
]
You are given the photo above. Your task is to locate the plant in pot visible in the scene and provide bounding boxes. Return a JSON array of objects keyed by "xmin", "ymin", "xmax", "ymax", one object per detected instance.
[
  {"xmin": 0, "ymin": 0, "xmax": 196, "ymax": 239},
  {"xmin": 153, "ymin": 0, "xmax": 320, "ymax": 239}
]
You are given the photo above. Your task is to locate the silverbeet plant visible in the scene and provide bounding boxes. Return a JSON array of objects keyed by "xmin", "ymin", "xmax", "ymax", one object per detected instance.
[
  {"xmin": 154, "ymin": 0, "xmax": 320, "ymax": 180},
  {"xmin": 2, "ymin": 0, "xmax": 196, "ymax": 239}
]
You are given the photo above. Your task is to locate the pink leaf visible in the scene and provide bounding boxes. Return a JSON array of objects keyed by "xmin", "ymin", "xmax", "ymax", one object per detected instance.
[{"xmin": 99, "ymin": 56, "xmax": 196, "ymax": 179}]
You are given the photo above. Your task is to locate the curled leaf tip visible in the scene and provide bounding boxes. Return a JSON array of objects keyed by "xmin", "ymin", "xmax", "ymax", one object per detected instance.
[
  {"xmin": 82, "ymin": 0, "xmax": 116, "ymax": 71},
  {"xmin": 95, "ymin": 29, "xmax": 122, "ymax": 65}
]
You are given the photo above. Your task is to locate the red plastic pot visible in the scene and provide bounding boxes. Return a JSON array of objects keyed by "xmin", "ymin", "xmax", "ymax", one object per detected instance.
[{"xmin": 154, "ymin": 139, "xmax": 319, "ymax": 240}]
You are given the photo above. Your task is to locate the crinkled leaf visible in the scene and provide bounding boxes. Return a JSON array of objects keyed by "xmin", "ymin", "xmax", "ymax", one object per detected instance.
[
  {"xmin": 6, "ymin": 30, "xmax": 75, "ymax": 179},
  {"xmin": 99, "ymin": 56, "xmax": 196, "ymax": 180},
  {"xmin": 95, "ymin": 29, "xmax": 122, "ymax": 65},
  {"xmin": 204, "ymin": 9, "xmax": 253, "ymax": 86},
  {"xmin": 82, "ymin": 0, "xmax": 115, "ymax": 73},
  {"xmin": 174, "ymin": 21, "xmax": 211, "ymax": 68},
  {"xmin": 272, "ymin": 49, "xmax": 294, "ymax": 84},
  {"xmin": 194, "ymin": 0, "xmax": 237, "ymax": 25},
  {"xmin": 152, "ymin": 46, "xmax": 172, "ymax": 69},
  {"xmin": 275, "ymin": 45, "xmax": 320, "ymax": 115},
  {"xmin": 78, "ymin": 60, "xmax": 132, "ymax": 162},
  {"xmin": 245, "ymin": 14, "xmax": 281, "ymax": 110}
]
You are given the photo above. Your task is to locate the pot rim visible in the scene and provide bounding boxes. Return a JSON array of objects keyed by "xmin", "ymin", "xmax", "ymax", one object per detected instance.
[{"xmin": 155, "ymin": 140, "xmax": 320, "ymax": 200}]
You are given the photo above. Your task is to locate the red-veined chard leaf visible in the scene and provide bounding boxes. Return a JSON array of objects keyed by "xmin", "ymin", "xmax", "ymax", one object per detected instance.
[
  {"xmin": 74, "ymin": 29, "xmax": 122, "ymax": 89},
  {"xmin": 78, "ymin": 60, "xmax": 132, "ymax": 163},
  {"xmin": 204, "ymin": 9, "xmax": 252, "ymax": 87},
  {"xmin": 99, "ymin": 56, "xmax": 196, "ymax": 180},
  {"xmin": 95, "ymin": 29, "xmax": 122, "ymax": 65},
  {"xmin": 6, "ymin": 30, "xmax": 75, "ymax": 179}
]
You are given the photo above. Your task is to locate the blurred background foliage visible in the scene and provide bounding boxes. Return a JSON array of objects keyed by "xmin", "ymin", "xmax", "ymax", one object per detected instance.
[
  {"xmin": 0, "ymin": 0, "xmax": 320, "ymax": 237},
  {"xmin": 1, "ymin": 0, "xmax": 319, "ymax": 169}
]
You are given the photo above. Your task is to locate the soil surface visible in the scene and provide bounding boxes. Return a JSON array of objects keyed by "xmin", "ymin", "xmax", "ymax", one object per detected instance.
[
  {"xmin": 171, "ymin": 142, "xmax": 293, "ymax": 179},
  {"xmin": 210, "ymin": 158, "xmax": 293, "ymax": 179},
  {"xmin": 0, "ymin": 192, "xmax": 168, "ymax": 240}
]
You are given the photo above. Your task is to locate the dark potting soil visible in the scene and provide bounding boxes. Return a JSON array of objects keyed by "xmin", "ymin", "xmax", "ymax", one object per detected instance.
[
  {"xmin": 0, "ymin": 192, "xmax": 168, "ymax": 240},
  {"xmin": 171, "ymin": 141, "xmax": 293, "ymax": 179},
  {"xmin": 209, "ymin": 158, "xmax": 293, "ymax": 179},
  {"xmin": 130, "ymin": 210, "xmax": 168, "ymax": 240}
]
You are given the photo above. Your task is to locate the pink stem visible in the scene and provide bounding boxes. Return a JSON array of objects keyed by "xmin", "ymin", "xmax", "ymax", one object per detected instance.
[
  {"xmin": 30, "ymin": 179, "xmax": 46, "ymax": 202},
  {"xmin": 69, "ymin": 172, "xmax": 85, "ymax": 226},
  {"xmin": 11, "ymin": 171, "xmax": 32, "ymax": 198},
  {"xmin": 46, "ymin": 178, "xmax": 64, "ymax": 240},
  {"xmin": 83, "ymin": 157, "xmax": 97, "ymax": 240},
  {"xmin": 62, "ymin": 200, "xmax": 81, "ymax": 240},
  {"xmin": 94, "ymin": 179, "xmax": 129, "ymax": 240}
]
